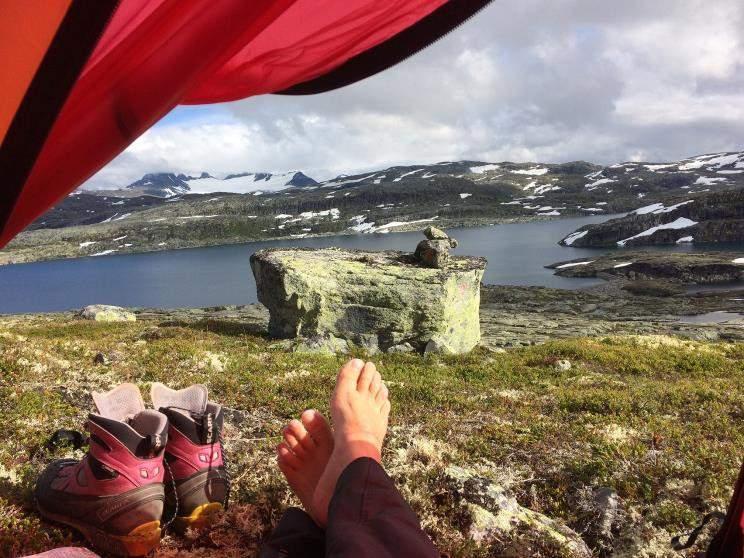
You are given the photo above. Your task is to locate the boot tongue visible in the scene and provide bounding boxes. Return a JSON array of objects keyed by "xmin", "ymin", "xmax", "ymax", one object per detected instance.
[
  {"xmin": 150, "ymin": 382, "xmax": 208, "ymax": 415},
  {"xmin": 92, "ymin": 383, "xmax": 145, "ymax": 422}
]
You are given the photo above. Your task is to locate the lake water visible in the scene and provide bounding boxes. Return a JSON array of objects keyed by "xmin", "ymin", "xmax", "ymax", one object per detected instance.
[{"xmin": 0, "ymin": 215, "xmax": 735, "ymax": 314}]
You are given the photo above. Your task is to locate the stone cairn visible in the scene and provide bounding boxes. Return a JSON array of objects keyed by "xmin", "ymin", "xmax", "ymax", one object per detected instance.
[{"xmin": 414, "ymin": 226, "xmax": 458, "ymax": 269}]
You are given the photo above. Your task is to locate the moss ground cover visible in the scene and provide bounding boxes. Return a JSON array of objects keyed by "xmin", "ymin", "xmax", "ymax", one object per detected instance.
[{"xmin": 0, "ymin": 317, "xmax": 741, "ymax": 557}]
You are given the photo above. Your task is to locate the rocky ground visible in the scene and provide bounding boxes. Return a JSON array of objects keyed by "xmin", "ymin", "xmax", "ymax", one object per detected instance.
[{"xmin": 1, "ymin": 284, "xmax": 743, "ymax": 557}]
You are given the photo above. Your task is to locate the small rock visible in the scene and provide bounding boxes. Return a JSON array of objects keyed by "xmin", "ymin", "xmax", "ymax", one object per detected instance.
[
  {"xmin": 576, "ymin": 486, "xmax": 622, "ymax": 552},
  {"xmin": 139, "ymin": 327, "xmax": 165, "ymax": 341},
  {"xmin": 424, "ymin": 226, "xmax": 450, "ymax": 240},
  {"xmin": 415, "ymin": 239, "xmax": 452, "ymax": 269},
  {"xmin": 555, "ymin": 359, "xmax": 572, "ymax": 371},
  {"xmin": 93, "ymin": 352, "xmax": 109, "ymax": 365},
  {"xmin": 386, "ymin": 342, "xmax": 415, "ymax": 354},
  {"xmin": 93, "ymin": 350, "xmax": 125, "ymax": 365},
  {"xmin": 268, "ymin": 339, "xmax": 294, "ymax": 351},
  {"xmin": 292, "ymin": 334, "xmax": 349, "ymax": 354},
  {"xmin": 78, "ymin": 305, "xmax": 136, "ymax": 322},
  {"xmin": 423, "ymin": 337, "xmax": 455, "ymax": 355},
  {"xmin": 593, "ymin": 487, "xmax": 621, "ymax": 541}
]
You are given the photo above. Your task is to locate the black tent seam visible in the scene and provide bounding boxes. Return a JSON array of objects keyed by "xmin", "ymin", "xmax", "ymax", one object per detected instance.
[{"xmin": 275, "ymin": 0, "xmax": 492, "ymax": 96}]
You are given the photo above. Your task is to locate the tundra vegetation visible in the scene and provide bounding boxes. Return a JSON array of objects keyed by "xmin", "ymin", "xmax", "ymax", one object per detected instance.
[{"xmin": 0, "ymin": 310, "xmax": 741, "ymax": 557}]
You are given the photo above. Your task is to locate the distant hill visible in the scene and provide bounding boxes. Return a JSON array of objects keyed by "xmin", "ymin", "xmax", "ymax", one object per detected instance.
[{"xmin": 3, "ymin": 151, "xmax": 743, "ymax": 265}]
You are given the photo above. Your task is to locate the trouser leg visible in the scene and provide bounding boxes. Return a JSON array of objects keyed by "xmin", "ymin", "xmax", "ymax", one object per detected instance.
[
  {"xmin": 325, "ymin": 457, "xmax": 439, "ymax": 558},
  {"xmin": 259, "ymin": 507, "xmax": 325, "ymax": 558}
]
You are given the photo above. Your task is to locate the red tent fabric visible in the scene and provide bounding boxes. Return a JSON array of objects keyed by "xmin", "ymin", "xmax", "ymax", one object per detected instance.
[{"xmin": 0, "ymin": 0, "xmax": 490, "ymax": 247}]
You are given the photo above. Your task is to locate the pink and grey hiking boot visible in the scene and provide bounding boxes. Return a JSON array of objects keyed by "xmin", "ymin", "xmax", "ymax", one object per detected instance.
[
  {"xmin": 150, "ymin": 382, "xmax": 229, "ymax": 532},
  {"xmin": 35, "ymin": 384, "xmax": 167, "ymax": 557}
]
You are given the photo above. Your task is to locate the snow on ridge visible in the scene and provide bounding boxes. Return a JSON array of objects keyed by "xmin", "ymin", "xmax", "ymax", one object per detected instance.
[
  {"xmin": 393, "ymin": 169, "xmax": 424, "ymax": 182},
  {"xmin": 613, "ymin": 262, "xmax": 633, "ymax": 268},
  {"xmin": 633, "ymin": 200, "xmax": 693, "ymax": 215},
  {"xmin": 348, "ymin": 216, "xmax": 439, "ymax": 234},
  {"xmin": 585, "ymin": 178, "xmax": 616, "ymax": 190},
  {"xmin": 617, "ymin": 217, "xmax": 698, "ymax": 247},
  {"xmin": 732, "ymin": 257, "xmax": 744, "ymax": 264},
  {"xmin": 644, "ymin": 164, "xmax": 675, "ymax": 171},
  {"xmin": 533, "ymin": 184, "xmax": 561, "ymax": 195},
  {"xmin": 676, "ymin": 236, "xmax": 694, "ymax": 243},
  {"xmin": 459, "ymin": 193, "xmax": 472, "ymax": 199},
  {"xmin": 79, "ymin": 241, "xmax": 97, "ymax": 248},
  {"xmin": 324, "ymin": 173, "xmax": 378, "ymax": 187},
  {"xmin": 512, "ymin": 167, "xmax": 548, "ymax": 176},
  {"xmin": 556, "ymin": 260, "xmax": 594, "ymax": 269},
  {"xmin": 90, "ymin": 249, "xmax": 118, "ymax": 257},
  {"xmin": 185, "ymin": 171, "xmax": 301, "ymax": 194},
  {"xmin": 694, "ymin": 176, "xmax": 727, "ymax": 186},
  {"xmin": 372, "ymin": 217, "xmax": 438, "ymax": 233},
  {"xmin": 562, "ymin": 230, "xmax": 588, "ymax": 246},
  {"xmin": 469, "ymin": 163, "xmax": 500, "ymax": 174}
]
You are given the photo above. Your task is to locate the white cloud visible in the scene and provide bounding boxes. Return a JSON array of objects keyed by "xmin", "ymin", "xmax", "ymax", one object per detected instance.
[{"xmin": 83, "ymin": 0, "xmax": 744, "ymax": 190}]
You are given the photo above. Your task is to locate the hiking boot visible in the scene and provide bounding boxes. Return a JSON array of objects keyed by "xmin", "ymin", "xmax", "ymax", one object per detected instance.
[
  {"xmin": 151, "ymin": 382, "xmax": 229, "ymax": 532},
  {"xmin": 35, "ymin": 384, "xmax": 168, "ymax": 557}
]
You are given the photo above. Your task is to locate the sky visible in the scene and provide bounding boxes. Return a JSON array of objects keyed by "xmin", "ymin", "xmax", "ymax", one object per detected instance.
[{"xmin": 84, "ymin": 0, "xmax": 744, "ymax": 189}]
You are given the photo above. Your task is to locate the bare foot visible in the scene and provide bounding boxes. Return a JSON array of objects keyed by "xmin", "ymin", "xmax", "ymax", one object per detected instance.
[
  {"xmin": 276, "ymin": 409, "xmax": 334, "ymax": 524},
  {"xmin": 312, "ymin": 358, "xmax": 390, "ymax": 527}
]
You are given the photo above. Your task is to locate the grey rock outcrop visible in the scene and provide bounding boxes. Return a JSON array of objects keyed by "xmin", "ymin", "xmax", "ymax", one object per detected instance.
[
  {"xmin": 250, "ymin": 247, "xmax": 486, "ymax": 354},
  {"xmin": 445, "ymin": 466, "xmax": 592, "ymax": 557},
  {"xmin": 78, "ymin": 305, "xmax": 136, "ymax": 322}
]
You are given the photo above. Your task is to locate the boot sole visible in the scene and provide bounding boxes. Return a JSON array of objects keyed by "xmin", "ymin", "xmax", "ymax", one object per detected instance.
[
  {"xmin": 37, "ymin": 503, "xmax": 161, "ymax": 557},
  {"xmin": 173, "ymin": 501, "xmax": 224, "ymax": 533}
]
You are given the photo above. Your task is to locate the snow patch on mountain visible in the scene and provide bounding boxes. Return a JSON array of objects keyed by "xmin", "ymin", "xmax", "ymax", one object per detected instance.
[
  {"xmin": 512, "ymin": 167, "xmax": 548, "ymax": 176},
  {"xmin": 618, "ymin": 217, "xmax": 698, "ymax": 247},
  {"xmin": 469, "ymin": 164, "xmax": 500, "ymax": 174},
  {"xmin": 562, "ymin": 230, "xmax": 588, "ymax": 246}
]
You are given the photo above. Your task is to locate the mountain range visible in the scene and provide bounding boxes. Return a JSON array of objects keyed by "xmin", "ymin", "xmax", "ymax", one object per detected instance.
[
  {"xmin": 3, "ymin": 150, "xmax": 743, "ymax": 265},
  {"xmin": 96, "ymin": 170, "xmax": 317, "ymax": 198}
]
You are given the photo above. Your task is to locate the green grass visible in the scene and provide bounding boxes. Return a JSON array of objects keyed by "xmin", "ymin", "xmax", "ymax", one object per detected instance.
[{"xmin": 0, "ymin": 319, "xmax": 741, "ymax": 557}]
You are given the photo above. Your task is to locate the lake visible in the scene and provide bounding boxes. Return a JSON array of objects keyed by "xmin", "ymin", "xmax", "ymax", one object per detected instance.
[{"xmin": 0, "ymin": 214, "xmax": 727, "ymax": 314}]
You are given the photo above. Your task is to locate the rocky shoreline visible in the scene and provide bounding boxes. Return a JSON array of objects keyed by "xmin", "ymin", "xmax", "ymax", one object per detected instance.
[
  {"xmin": 23, "ymin": 280, "xmax": 743, "ymax": 350},
  {"xmin": 0, "ymin": 213, "xmax": 552, "ymax": 267},
  {"xmin": 547, "ymin": 251, "xmax": 744, "ymax": 284}
]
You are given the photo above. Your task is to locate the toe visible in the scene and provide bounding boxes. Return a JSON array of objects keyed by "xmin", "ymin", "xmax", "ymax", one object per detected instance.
[
  {"xmin": 357, "ymin": 361, "xmax": 377, "ymax": 392},
  {"xmin": 337, "ymin": 358, "xmax": 365, "ymax": 392},
  {"xmin": 375, "ymin": 382, "xmax": 389, "ymax": 404},
  {"xmin": 283, "ymin": 429, "xmax": 308, "ymax": 458},
  {"xmin": 301, "ymin": 409, "xmax": 334, "ymax": 449},
  {"xmin": 380, "ymin": 399, "xmax": 391, "ymax": 417},
  {"xmin": 370, "ymin": 370, "xmax": 382, "ymax": 395},
  {"xmin": 288, "ymin": 418, "xmax": 316, "ymax": 450},
  {"xmin": 277, "ymin": 443, "xmax": 301, "ymax": 471}
]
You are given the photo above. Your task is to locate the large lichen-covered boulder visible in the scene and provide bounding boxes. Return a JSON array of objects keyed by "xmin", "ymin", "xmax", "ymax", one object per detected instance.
[
  {"xmin": 250, "ymin": 248, "xmax": 486, "ymax": 353},
  {"xmin": 78, "ymin": 305, "xmax": 136, "ymax": 322}
]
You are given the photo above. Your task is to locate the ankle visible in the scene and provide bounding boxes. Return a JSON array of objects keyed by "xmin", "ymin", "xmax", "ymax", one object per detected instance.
[{"xmin": 335, "ymin": 437, "xmax": 382, "ymax": 464}]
